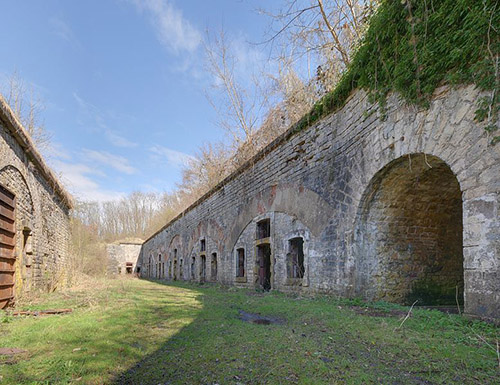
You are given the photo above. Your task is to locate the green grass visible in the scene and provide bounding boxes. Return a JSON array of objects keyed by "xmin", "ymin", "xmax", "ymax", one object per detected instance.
[{"xmin": 1, "ymin": 279, "xmax": 498, "ymax": 384}]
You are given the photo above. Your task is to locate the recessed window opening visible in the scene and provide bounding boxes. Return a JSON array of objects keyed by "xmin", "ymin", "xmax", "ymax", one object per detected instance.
[
  {"xmin": 288, "ymin": 237, "xmax": 305, "ymax": 279},
  {"xmin": 191, "ymin": 257, "xmax": 196, "ymax": 280},
  {"xmin": 200, "ymin": 239, "xmax": 206, "ymax": 252},
  {"xmin": 256, "ymin": 219, "xmax": 271, "ymax": 239},
  {"xmin": 236, "ymin": 248, "xmax": 245, "ymax": 277}
]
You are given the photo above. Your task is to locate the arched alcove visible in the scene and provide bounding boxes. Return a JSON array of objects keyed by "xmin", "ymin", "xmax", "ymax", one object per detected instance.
[
  {"xmin": 355, "ymin": 154, "xmax": 463, "ymax": 305},
  {"xmin": 232, "ymin": 211, "xmax": 314, "ymax": 291}
]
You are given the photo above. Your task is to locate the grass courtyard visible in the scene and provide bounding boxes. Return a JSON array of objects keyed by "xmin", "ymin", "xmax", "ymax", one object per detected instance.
[{"xmin": 0, "ymin": 278, "xmax": 498, "ymax": 384}]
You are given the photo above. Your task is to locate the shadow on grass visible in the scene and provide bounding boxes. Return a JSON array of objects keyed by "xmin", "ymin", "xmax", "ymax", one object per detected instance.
[{"xmin": 110, "ymin": 280, "xmax": 500, "ymax": 385}]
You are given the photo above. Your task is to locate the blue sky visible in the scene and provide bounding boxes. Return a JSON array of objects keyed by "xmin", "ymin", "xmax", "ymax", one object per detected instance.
[{"xmin": 0, "ymin": 0, "xmax": 276, "ymax": 201}]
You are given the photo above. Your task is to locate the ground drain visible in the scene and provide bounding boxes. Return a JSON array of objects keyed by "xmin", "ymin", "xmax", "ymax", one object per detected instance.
[{"xmin": 238, "ymin": 310, "xmax": 284, "ymax": 325}]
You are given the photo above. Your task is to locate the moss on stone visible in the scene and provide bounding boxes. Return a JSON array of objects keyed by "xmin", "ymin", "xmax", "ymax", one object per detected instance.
[
  {"xmin": 406, "ymin": 278, "xmax": 464, "ymax": 306},
  {"xmin": 297, "ymin": 0, "xmax": 499, "ymax": 142}
]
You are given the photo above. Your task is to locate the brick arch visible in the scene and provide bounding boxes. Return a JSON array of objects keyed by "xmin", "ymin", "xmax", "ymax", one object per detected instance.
[
  {"xmin": 226, "ymin": 184, "xmax": 332, "ymax": 253},
  {"xmin": 167, "ymin": 234, "xmax": 182, "ymax": 252},
  {"xmin": 0, "ymin": 165, "xmax": 34, "ymax": 218},
  {"xmin": 185, "ymin": 219, "xmax": 225, "ymax": 257},
  {"xmin": 0, "ymin": 165, "xmax": 36, "ymax": 304},
  {"xmin": 166, "ymin": 234, "xmax": 182, "ymax": 280},
  {"xmin": 184, "ymin": 221, "xmax": 223, "ymax": 283},
  {"xmin": 353, "ymin": 153, "xmax": 464, "ymax": 305},
  {"xmin": 230, "ymin": 211, "xmax": 315, "ymax": 290}
]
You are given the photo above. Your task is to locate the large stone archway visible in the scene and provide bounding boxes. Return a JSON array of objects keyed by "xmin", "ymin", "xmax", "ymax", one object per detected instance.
[{"xmin": 354, "ymin": 154, "xmax": 463, "ymax": 305}]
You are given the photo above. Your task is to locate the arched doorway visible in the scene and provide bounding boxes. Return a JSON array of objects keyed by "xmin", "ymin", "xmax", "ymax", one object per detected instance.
[{"xmin": 355, "ymin": 154, "xmax": 463, "ymax": 306}]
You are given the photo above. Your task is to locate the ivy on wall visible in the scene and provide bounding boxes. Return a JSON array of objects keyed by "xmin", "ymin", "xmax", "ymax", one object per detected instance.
[{"xmin": 297, "ymin": 0, "xmax": 499, "ymax": 144}]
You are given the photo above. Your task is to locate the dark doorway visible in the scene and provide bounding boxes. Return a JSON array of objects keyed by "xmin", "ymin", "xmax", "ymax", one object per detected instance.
[
  {"xmin": 191, "ymin": 257, "xmax": 196, "ymax": 280},
  {"xmin": 257, "ymin": 244, "xmax": 271, "ymax": 291},
  {"xmin": 200, "ymin": 255, "xmax": 206, "ymax": 282},
  {"xmin": 211, "ymin": 253, "xmax": 217, "ymax": 281},
  {"xmin": 236, "ymin": 248, "xmax": 245, "ymax": 277}
]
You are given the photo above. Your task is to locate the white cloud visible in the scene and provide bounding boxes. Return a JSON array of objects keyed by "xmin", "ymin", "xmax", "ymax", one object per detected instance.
[
  {"xmin": 73, "ymin": 92, "xmax": 107, "ymax": 129},
  {"xmin": 232, "ymin": 35, "xmax": 266, "ymax": 76},
  {"xmin": 105, "ymin": 130, "xmax": 138, "ymax": 148},
  {"xmin": 51, "ymin": 160, "xmax": 124, "ymax": 202},
  {"xmin": 44, "ymin": 141, "xmax": 72, "ymax": 161},
  {"xmin": 129, "ymin": 0, "xmax": 202, "ymax": 54},
  {"xmin": 49, "ymin": 16, "xmax": 82, "ymax": 50},
  {"xmin": 150, "ymin": 145, "xmax": 194, "ymax": 168},
  {"xmin": 82, "ymin": 149, "xmax": 137, "ymax": 175},
  {"xmin": 73, "ymin": 92, "xmax": 138, "ymax": 147}
]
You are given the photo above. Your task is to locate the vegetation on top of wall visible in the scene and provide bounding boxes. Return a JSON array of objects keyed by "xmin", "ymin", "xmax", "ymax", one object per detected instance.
[{"xmin": 295, "ymin": 0, "xmax": 499, "ymax": 144}]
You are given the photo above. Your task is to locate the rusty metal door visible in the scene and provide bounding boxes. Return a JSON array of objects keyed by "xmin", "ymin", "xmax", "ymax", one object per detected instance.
[{"xmin": 0, "ymin": 184, "xmax": 15, "ymax": 309}]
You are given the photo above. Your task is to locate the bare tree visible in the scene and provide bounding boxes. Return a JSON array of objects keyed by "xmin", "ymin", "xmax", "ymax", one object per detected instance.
[
  {"xmin": 263, "ymin": 0, "xmax": 378, "ymax": 94},
  {"xmin": 3, "ymin": 71, "xmax": 51, "ymax": 150},
  {"xmin": 205, "ymin": 29, "xmax": 271, "ymax": 155},
  {"xmin": 174, "ymin": 1, "xmax": 380, "ymax": 212},
  {"xmin": 178, "ymin": 142, "xmax": 232, "ymax": 203}
]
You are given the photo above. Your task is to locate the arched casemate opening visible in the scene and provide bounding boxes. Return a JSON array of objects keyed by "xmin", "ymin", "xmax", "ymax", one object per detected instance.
[
  {"xmin": 355, "ymin": 154, "xmax": 463, "ymax": 306},
  {"xmin": 232, "ymin": 211, "xmax": 313, "ymax": 291},
  {"xmin": 167, "ymin": 235, "xmax": 182, "ymax": 280}
]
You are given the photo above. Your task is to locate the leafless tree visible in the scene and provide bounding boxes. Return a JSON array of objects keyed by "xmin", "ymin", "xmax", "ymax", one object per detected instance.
[
  {"xmin": 262, "ymin": 0, "xmax": 378, "ymax": 94},
  {"xmin": 163, "ymin": 1, "xmax": 380, "ymax": 216},
  {"xmin": 3, "ymin": 71, "xmax": 51, "ymax": 150},
  {"xmin": 178, "ymin": 142, "xmax": 232, "ymax": 204},
  {"xmin": 204, "ymin": 29, "xmax": 274, "ymax": 155}
]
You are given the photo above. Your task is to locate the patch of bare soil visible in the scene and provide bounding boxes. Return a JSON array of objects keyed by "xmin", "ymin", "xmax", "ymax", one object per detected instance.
[
  {"xmin": 238, "ymin": 310, "xmax": 285, "ymax": 325},
  {"xmin": 349, "ymin": 306, "xmax": 407, "ymax": 318},
  {"xmin": 416, "ymin": 306, "xmax": 460, "ymax": 314},
  {"xmin": 0, "ymin": 348, "xmax": 29, "ymax": 365}
]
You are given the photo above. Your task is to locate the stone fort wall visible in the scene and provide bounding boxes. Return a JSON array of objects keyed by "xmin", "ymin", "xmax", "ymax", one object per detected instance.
[
  {"xmin": 0, "ymin": 97, "xmax": 72, "ymax": 306},
  {"xmin": 107, "ymin": 239, "xmax": 143, "ymax": 276},
  {"xmin": 140, "ymin": 86, "xmax": 499, "ymax": 321}
]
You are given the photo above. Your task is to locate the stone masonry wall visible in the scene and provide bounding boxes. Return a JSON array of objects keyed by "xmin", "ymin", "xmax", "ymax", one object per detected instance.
[
  {"xmin": 140, "ymin": 86, "xmax": 500, "ymax": 321},
  {"xmin": 107, "ymin": 241, "xmax": 143, "ymax": 275},
  {"xmin": 0, "ymin": 106, "xmax": 72, "ymax": 302}
]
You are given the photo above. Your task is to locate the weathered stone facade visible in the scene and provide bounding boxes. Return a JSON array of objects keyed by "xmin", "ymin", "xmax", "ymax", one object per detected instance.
[
  {"xmin": 107, "ymin": 239, "xmax": 143, "ymax": 276},
  {"xmin": 0, "ymin": 97, "xmax": 72, "ymax": 307},
  {"xmin": 140, "ymin": 86, "xmax": 500, "ymax": 322}
]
